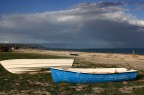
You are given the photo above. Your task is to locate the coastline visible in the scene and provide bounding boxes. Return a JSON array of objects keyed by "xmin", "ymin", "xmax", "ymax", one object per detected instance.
[{"xmin": 14, "ymin": 48, "xmax": 144, "ymax": 70}]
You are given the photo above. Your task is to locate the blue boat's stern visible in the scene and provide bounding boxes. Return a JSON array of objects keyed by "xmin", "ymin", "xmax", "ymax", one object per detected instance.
[{"xmin": 50, "ymin": 67, "xmax": 61, "ymax": 83}]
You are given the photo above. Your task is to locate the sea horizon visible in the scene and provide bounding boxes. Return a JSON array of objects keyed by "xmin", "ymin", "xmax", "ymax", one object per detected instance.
[{"xmin": 1, "ymin": 43, "xmax": 144, "ymax": 55}]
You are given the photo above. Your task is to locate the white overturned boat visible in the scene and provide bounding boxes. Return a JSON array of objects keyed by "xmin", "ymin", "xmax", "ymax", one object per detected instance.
[{"xmin": 0, "ymin": 59, "xmax": 74, "ymax": 74}]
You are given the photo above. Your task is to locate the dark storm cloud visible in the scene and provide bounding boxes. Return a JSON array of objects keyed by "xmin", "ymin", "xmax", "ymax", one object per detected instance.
[
  {"xmin": 74, "ymin": 1, "xmax": 124, "ymax": 9},
  {"xmin": 0, "ymin": 1, "xmax": 144, "ymax": 48}
]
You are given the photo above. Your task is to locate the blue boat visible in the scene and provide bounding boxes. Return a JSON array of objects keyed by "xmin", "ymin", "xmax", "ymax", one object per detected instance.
[{"xmin": 50, "ymin": 67, "xmax": 137, "ymax": 83}]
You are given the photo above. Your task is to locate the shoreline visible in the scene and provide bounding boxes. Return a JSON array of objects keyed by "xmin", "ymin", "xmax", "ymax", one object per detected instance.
[{"xmin": 14, "ymin": 48, "xmax": 144, "ymax": 70}]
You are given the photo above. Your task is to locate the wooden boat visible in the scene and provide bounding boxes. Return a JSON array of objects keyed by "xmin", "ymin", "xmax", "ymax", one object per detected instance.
[
  {"xmin": 50, "ymin": 67, "xmax": 137, "ymax": 83},
  {"xmin": 0, "ymin": 59, "xmax": 74, "ymax": 74}
]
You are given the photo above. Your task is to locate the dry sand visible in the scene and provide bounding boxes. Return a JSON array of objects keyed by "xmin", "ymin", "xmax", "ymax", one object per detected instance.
[{"xmin": 14, "ymin": 49, "xmax": 144, "ymax": 70}]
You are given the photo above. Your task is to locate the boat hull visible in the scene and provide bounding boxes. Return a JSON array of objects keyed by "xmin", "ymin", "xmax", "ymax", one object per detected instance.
[
  {"xmin": 50, "ymin": 68, "xmax": 137, "ymax": 83},
  {"xmin": 0, "ymin": 59, "xmax": 74, "ymax": 74}
]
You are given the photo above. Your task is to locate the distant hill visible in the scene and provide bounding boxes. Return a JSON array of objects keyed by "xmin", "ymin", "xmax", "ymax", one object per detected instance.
[{"xmin": 0, "ymin": 43, "xmax": 42, "ymax": 52}]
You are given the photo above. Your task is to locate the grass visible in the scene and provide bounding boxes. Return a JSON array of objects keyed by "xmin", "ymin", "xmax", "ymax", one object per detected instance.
[
  {"xmin": 0, "ymin": 52, "xmax": 144, "ymax": 95},
  {"xmin": 0, "ymin": 52, "xmax": 66, "ymax": 61}
]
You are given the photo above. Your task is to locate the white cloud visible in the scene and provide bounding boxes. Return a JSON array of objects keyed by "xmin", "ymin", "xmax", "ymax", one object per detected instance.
[{"xmin": 57, "ymin": 16, "xmax": 76, "ymax": 22}]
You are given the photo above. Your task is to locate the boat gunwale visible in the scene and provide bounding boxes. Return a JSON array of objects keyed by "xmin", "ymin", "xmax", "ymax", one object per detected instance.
[
  {"xmin": 50, "ymin": 67, "xmax": 138, "ymax": 75},
  {"xmin": 0, "ymin": 58, "xmax": 74, "ymax": 61}
]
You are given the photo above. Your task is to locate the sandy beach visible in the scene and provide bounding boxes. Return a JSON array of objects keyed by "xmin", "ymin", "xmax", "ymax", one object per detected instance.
[{"xmin": 14, "ymin": 49, "xmax": 144, "ymax": 70}]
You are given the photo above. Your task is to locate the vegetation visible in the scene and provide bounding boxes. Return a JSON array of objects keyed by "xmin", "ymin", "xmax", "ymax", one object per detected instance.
[
  {"xmin": 0, "ymin": 43, "xmax": 42, "ymax": 52},
  {"xmin": 0, "ymin": 44, "xmax": 13, "ymax": 52},
  {"xmin": 0, "ymin": 52, "xmax": 144, "ymax": 95}
]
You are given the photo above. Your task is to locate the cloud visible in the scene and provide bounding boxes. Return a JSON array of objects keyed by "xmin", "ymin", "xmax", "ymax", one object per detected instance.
[
  {"xmin": 73, "ymin": 1, "xmax": 125, "ymax": 9},
  {"xmin": 0, "ymin": 1, "xmax": 144, "ymax": 48}
]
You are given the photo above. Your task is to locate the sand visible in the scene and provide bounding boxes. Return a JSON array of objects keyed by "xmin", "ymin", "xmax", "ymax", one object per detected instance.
[{"xmin": 14, "ymin": 49, "xmax": 144, "ymax": 70}]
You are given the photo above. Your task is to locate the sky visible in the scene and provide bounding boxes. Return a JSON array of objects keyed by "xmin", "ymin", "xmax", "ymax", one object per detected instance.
[{"xmin": 0, "ymin": 0, "xmax": 144, "ymax": 48}]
